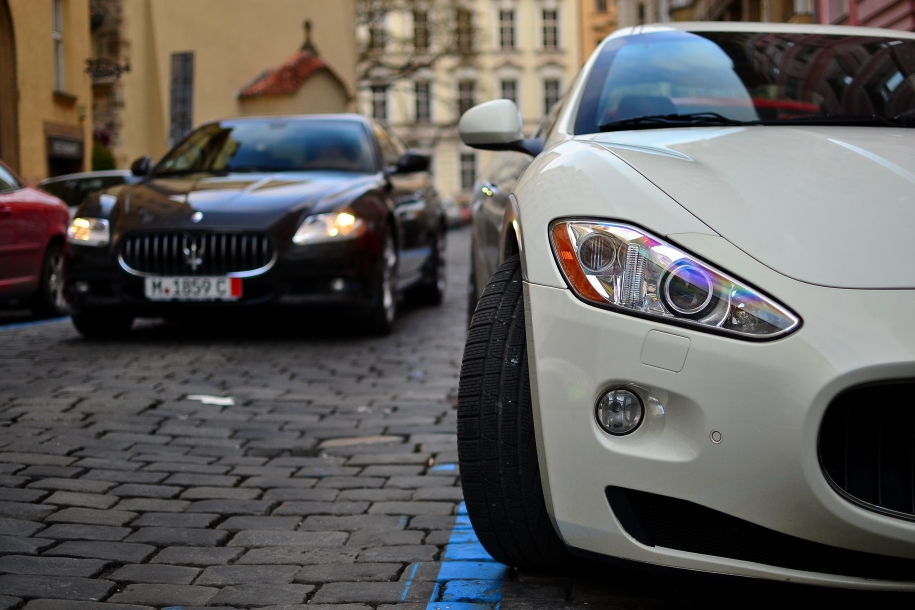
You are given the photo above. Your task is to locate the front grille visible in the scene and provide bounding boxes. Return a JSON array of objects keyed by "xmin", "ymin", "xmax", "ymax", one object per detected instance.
[
  {"xmin": 120, "ymin": 233, "xmax": 275, "ymax": 276},
  {"xmin": 606, "ymin": 486, "xmax": 915, "ymax": 581},
  {"xmin": 819, "ymin": 381, "xmax": 915, "ymax": 520}
]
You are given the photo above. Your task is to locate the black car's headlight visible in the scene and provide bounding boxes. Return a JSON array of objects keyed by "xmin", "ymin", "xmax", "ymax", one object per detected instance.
[
  {"xmin": 67, "ymin": 217, "xmax": 110, "ymax": 247},
  {"xmin": 293, "ymin": 211, "xmax": 365, "ymax": 245},
  {"xmin": 549, "ymin": 219, "xmax": 800, "ymax": 339}
]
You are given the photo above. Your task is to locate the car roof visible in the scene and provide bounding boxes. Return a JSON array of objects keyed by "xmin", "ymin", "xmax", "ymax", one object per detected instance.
[
  {"xmin": 209, "ymin": 113, "xmax": 372, "ymax": 128},
  {"xmin": 39, "ymin": 169, "xmax": 133, "ymax": 185},
  {"xmin": 609, "ymin": 21, "xmax": 915, "ymax": 41}
]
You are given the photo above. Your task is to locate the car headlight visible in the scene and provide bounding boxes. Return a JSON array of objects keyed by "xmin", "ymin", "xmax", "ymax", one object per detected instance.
[
  {"xmin": 67, "ymin": 217, "xmax": 110, "ymax": 247},
  {"xmin": 549, "ymin": 220, "xmax": 800, "ymax": 339},
  {"xmin": 293, "ymin": 211, "xmax": 365, "ymax": 245}
]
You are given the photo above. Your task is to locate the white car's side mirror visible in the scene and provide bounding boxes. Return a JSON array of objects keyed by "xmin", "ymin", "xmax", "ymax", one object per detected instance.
[{"xmin": 459, "ymin": 100, "xmax": 544, "ymax": 157}]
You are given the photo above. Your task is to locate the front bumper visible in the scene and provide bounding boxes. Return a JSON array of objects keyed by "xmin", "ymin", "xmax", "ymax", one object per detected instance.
[
  {"xmin": 66, "ymin": 237, "xmax": 380, "ymax": 316},
  {"xmin": 524, "ymin": 242, "xmax": 915, "ymax": 589}
]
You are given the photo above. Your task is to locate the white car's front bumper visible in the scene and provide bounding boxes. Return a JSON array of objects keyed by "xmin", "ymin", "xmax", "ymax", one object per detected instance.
[{"xmin": 524, "ymin": 239, "xmax": 915, "ymax": 589}]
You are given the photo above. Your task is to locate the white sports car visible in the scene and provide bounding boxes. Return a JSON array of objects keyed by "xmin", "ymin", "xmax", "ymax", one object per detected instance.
[{"xmin": 457, "ymin": 22, "xmax": 915, "ymax": 589}]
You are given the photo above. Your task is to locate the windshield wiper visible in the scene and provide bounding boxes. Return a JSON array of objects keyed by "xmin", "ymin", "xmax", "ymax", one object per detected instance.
[
  {"xmin": 761, "ymin": 114, "xmax": 904, "ymax": 128},
  {"xmin": 599, "ymin": 112, "xmax": 751, "ymax": 132}
]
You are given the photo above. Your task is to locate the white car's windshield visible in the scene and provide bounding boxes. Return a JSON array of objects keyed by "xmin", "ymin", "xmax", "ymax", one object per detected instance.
[{"xmin": 574, "ymin": 30, "xmax": 915, "ymax": 133}]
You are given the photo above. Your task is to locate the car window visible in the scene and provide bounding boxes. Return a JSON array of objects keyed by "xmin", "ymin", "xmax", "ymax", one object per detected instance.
[
  {"xmin": 372, "ymin": 123, "xmax": 405, "ymax": 168},
  {"xmin": 574, "ymin": 30, "xmax": 915, "ymax": 134},
  {"xmin": 0, "ymin": 164, "xmax": 22, "ymax": 192},
  {"xmin": 156, "ymin": 120, "xmax": 377, "ymax": 175}
]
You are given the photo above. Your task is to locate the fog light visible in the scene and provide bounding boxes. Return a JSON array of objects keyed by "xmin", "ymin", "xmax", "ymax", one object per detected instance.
[
  {"xmin": 331, "ymin": 278, "xmax": 345, "ymax": 292},
  {"xmin": 595, "ymin": 388, "xmax": 643, "ymax": 435},
  {"xmin": 75, "ymin": 281, "xmax": 90, "ymax": 294}
]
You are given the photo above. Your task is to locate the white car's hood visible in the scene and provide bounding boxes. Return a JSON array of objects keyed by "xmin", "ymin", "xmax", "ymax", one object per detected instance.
[{"xmin": 587, "ymin": 126, "xmax": 915, "ymax": 289}]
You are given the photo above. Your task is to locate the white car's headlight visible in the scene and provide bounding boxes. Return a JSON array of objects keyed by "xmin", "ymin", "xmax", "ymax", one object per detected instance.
[
  {"xmin": 549, "ymin": 220, "xmax": 800, "ymax": 339},
  {"xmin": 67, "ymin": 217, "xmax": 110, "ymax": 247},
  {"xmin": 293, "ymin": 211, "xmax": 365, "ymax": 245}
]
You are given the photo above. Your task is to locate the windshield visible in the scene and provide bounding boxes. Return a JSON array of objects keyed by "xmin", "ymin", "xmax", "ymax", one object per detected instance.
[
  {"xmin": 574, "ymin": 30, "xmax": 915, "ymax": 134},
  {"xmin": 156, "ymin": 119, "xmax": 378, "ymax": 175}
]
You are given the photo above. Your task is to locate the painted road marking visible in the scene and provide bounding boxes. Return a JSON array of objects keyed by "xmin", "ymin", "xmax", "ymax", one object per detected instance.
[
  {"xmin": 0, "ymin": 316, "xmax": 68, "ymax": 331},
  {"xmin": 398, "ymin": 494, "xmax": 508, "ymax": 609}
]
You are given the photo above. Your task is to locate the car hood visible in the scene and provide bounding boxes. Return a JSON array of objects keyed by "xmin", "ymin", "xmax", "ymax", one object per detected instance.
[
  {"xmin": 587, "ymin": 127, "xmax": 915, "ymax": 289},
  {"xmin": 113, "ymin": 171, "xmax": 379, "ymax": 234}
]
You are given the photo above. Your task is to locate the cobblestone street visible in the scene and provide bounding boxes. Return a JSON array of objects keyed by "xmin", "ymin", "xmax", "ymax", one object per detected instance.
[{"xmin": 1, "ymin": 228, "xmax": 913, "ymax": 610}]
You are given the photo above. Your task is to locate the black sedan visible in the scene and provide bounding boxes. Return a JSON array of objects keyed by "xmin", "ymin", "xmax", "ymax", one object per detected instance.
[{"xmin": 65, "ymin": 115, "xmax": 445, "ymax": 337}]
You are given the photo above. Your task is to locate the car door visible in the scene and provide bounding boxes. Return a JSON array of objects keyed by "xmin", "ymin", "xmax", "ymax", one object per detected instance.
[
  {"xmin": 0, "ymin": 163, "xmax": 44, "ymax": 297},
  {"xmin": 372, "ymin": 122, "xmax": 430, "ymax": 285}
]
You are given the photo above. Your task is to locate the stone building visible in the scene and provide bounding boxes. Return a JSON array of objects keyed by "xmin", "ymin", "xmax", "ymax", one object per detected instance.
[
  {"xmin": 88, "ymin": 0, "xmax": 357, "ymax": 169},
  {"xmin": 1, "ymin": 0, "xmax": 94, "ymax": 184},
  {"xmin": 357, "ymin": 0, "xmax": 581, "ymax": 204},
  {"xmin": 579, "ymin": 0, "xmax": 617, "ymax": 60}
]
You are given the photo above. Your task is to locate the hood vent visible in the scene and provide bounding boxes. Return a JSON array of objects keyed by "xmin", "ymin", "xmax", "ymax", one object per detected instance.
[{"xmin": 119, "ymin": 232, "xmax": 275, "ymax": 277}]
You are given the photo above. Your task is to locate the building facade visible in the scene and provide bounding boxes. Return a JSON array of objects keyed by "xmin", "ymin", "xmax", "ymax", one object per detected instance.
[
  {"xmin": 1, "ymin": 0, "xmax": 94, "ymax": 184},
  {"xmin": 579, "ymin": 0, "xmax": 617, "ymax": 59},
  {"xmin": 357, "ymin": 0, "xmax": 581, "ymax": 203},
  {"xmin": 89, "ymin": 0, "xmax": 357, "ymax": 169}
]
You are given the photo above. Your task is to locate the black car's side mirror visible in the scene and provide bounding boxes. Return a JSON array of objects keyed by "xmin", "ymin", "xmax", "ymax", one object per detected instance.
[
  {"xmin": 130, "ymin": 155, "xmax": 153, "ymax": 177},
  {"xmin": 392, "ymin": 151, "xmax": 430, "ymax": 174}
]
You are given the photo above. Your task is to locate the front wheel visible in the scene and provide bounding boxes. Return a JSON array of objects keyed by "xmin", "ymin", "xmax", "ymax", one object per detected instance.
[
  {"xmin": 31, "ymin": 243, "xmax": 68, "ymax": 318},
  {"xmin": 72, "ymin": 311, "xmax": 134, "ymax": 339},
  {"xmin": 362, "ymin": 229, "xmax": 398, "ymax": 335},
  {"xmin": 457, "ymin": 255, "xmax": 578, "ymax": 571}
]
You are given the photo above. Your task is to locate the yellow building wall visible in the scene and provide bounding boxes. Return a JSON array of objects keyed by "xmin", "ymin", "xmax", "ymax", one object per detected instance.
[
  {"xmin": 238, "ymin": 71, "xmax": 350, "ymax": 118},
  {"xmin": 114, "ymin": 0, "xmax": 356, "ymax": 167},
  {"xmin": 9, "ymin": 0, "xmax": 93, "ymax": 184}
]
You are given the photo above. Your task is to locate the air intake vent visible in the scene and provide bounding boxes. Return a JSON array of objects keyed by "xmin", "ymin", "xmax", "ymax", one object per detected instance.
[
  {"xmin": 120, "ymin": 233, "xmax": 274, "ymax": 276},
  {"xmin": 606, "ymin": 486, "xmax": 915, "ymax": 582},
  {"xmin": 819, "ymin": 382, "xmax": 915, "ymax": 521}
]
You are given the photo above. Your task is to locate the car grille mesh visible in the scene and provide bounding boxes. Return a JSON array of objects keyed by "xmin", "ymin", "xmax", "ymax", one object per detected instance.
[
  {"xmin": 818, "ymin": 382, "xmax": 915, "ymax": 520},
  {"xmin": 605, "ymin": 486, "xmax": 915, "ymax": 581},
  {"xmin": 120, "ymin": 233, "xmax": 274, "ymax": 276}
]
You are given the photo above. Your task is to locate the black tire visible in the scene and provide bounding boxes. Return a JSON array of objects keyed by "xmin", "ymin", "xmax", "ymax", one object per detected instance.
[
  {"xmin": 457, "ymin": 254, "xmax": 578, "ymax": 572},
  {"xmin": 71, "ymin": 311, "xmax": 134, "ymax": 339},
  {"xmin": 30, "ymin": 242, "xmax": 68, "ymax": 318},
  {"xmin": 409, "ymin": 230, "xmax": 446, "ymax": 306},
  {"xmin": 362, "ymin": 228, "xmax": 398, "ymax": 335}
]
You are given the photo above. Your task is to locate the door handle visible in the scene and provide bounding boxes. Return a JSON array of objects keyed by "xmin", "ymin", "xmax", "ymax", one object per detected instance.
[{"xmin": 0, "ymin": 206, "xmax": 11, "ymax": 218}]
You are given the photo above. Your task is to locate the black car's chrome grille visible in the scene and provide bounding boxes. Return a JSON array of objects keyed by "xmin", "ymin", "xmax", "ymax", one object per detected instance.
[
  {"xmin": 819, "ymin": 382, "xmax": 915, "ymax": 521},
  {"xmin": 119, "ymin": 233, "xmax": 275, "ymax": 276},
  {"xmin": 605, "ymin": 486, "xmax": 915, "ymax": 581}
]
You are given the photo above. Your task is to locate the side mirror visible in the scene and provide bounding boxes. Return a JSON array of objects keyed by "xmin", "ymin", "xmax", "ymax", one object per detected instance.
[
  {"xmin": 459, "ymin": 100, "xmax": 543, "ymax": 157},
  {"xmin": 392, "ymin": 151, "xmax": 430, "ymax": 174},
  {"xmin": 130, "ymin": 155, "xmax": 153, "ymax": 177}
]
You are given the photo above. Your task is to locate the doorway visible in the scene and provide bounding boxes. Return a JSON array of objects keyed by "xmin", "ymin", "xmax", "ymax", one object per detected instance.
[{"xmin": 0, "ymin": 0, "xmax": 18, "ymax": 173}]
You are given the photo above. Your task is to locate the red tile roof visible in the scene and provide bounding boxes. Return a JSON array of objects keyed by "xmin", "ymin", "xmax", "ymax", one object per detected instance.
[{"xmin": 238, "ymin": 49, "xmax": 339, "ymax": 99}]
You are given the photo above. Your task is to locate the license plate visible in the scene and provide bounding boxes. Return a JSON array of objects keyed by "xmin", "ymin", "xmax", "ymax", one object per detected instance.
[{"xmin": 144, "ymin": 277, "xmax": 242, "ymax": 301}]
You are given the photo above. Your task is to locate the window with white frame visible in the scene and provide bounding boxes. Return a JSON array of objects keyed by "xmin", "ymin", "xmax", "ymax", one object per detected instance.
[
  {"xmin": 793, "ymin": 0, "xmax": 812, "ymax": 13},
  {"xmin": 544, "ymin": 79, "xmax": 560, "ymax": 115},
  {"xmin": 413, "ymin": 10, "xmax": 430, "ymax": 51},
  {"xmin": 368, "ymin": 9, "xmax": 386, "ymax": 52},
  {"xmin": 371, "ymin": 85, "xmax": 388, "ymax": 121},
  {"xmin": 501, "ymin": 79, "xmax": 517, "ymax": 105},
  {"xmin": 52, "ymin": 0, "xmax": 65, "ymax": 91},
  {"xmin": 458, "ymin": 80, "xmax": 475, "ymax": 117},
  {"xmin": 456, "ymin": 9, "xmax": 473, "ymax": 53},
  {"xmin": 415, "ymin": 81, "xmax": 431, "ymax": 122},
  {"xmin": 169, "ymin": 52, "xmax": 194, "ymax": 146},
  {"xmin": 499, "ymin": 10, "xmax": 515, "ymax": 50},
  {"xmin": 542, "ymin": 9, "xmax": 559, "ymax": 50},
  {"xmin": 460, "ymin": 153, "xmax": 476, "ymax": 191}
]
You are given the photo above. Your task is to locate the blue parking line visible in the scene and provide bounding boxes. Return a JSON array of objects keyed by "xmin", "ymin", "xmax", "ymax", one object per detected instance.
[
  {"xmin": 425, "ymin": 499, "xmax": 508, "ymax": 610},
  {"xmin": 0, "ymin": 316, "xmax": 68, "ymax": 331}
]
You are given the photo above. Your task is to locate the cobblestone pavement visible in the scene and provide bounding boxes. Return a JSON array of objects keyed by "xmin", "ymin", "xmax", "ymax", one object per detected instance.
[{"xmin": 1, "ymin": 228, "xmax": 913, "ymax": 610}]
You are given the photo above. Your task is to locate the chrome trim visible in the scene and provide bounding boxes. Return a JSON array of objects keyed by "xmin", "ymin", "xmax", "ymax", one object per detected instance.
[{"xmin": 117, "ymin": 233, "xmax": 277, "ymax": 279}]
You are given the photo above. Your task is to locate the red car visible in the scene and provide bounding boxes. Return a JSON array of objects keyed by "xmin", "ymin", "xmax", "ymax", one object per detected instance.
[{"xmin": 0, "ymin": 160, "xmax": 69, "ymax": 317}]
